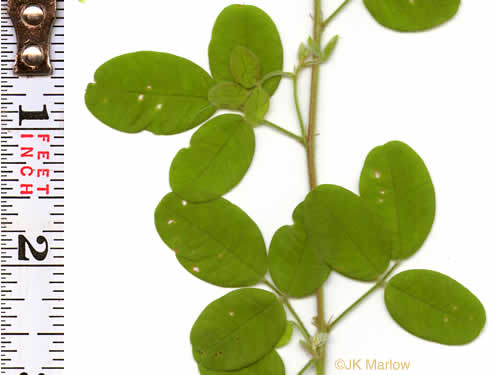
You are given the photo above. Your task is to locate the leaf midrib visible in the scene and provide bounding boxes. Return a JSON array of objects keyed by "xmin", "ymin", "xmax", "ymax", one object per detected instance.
[
  {"xmin": 93, "ymin": 85, "xmax": 209, "ymax": 100},
  {"xmin": 196, "ymin": 300, "xmax": 279, "ymax": 353},
  {"xmin": 322, "ymin": 200, "xmax": 382, "ymax": 275},
  {"xmin": 388, "ymin": 283, "xmax": 455, "ymax": 317},
  {"xmin": 165, "ymin": 201, "xmax": 264, "ymax": 279},
  {"xmin": 383, "ymin": 149, "xmax": 403, "ymax": 258},
  {"xmin": 186, "ymin": 119, "xmax": 244, "ymax": 187}
]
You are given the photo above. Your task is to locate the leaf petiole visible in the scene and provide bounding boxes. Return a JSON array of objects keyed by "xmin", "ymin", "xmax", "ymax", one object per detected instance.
[
  {"xmin": 298, "ymin": 359, "xmax": 316, "ymax": 375},
  {"xmin": 261, "ymin": 70, "xmax": 295, "ymax": 85},
  {"xmin": 291, "ymin": 321, "xmax": 311, "ymax": 341},
  {"xmin": 264, "ymin": 279, "xmax": 312, "ymax": 340},
  {"xmin": 293, "ymin": 73, "xmax": 307, "ymax": 140},
  {"xmin": 262, "ymin": 120, "xmax": 305, "ymax": 144},
  {"xmin": 322, "ymin": 0, "xmax": 354, "ymax": 29},
  {"xmin": 328, "ymin": 262, "xmax": 401, "ymax": 331}
]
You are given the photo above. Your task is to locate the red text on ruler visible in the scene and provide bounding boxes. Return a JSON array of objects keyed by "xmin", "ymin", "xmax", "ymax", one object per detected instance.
[{"xmin": 19, "ymin": 133, "xmax": 51, "ymax": 195}]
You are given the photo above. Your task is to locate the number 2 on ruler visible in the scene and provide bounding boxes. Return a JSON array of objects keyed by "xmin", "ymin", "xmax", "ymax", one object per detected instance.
[{"xmin": 18, "ymin": 235, "xmax": 48, "ymax": 261}]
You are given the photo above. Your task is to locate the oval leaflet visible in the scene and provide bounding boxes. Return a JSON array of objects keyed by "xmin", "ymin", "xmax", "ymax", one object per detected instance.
[
  {"xmin": 155, "ymin": 193, "xmax": 267, "ymax": 287},
  {"xmin": 268, "ymin": 203, "xmax": 330, "ymax": 298},
  {"xmin": 191, "ymin": 288, "xmax": 287, "ymax": 371},
  {"xmin": 198, "ymin": 351, "xmax": 285, "ymax": 375},
  {"xmin": 276, "ymin": 321, "xmax": 294, "ymax": 349},
  {"xmin": 359, "ymin": 141, "xmax": 435, "ymax": 259},
  {"xmin": 169, "ymin": 114, "xmax": 255, "ymax": 203},
  {"xmin": 209, "ymin": 5, "xmax": 283, "ymax": 96},
  {"xmin": 244, "ymin": 87, "xmax": 270, "ymax": 126},
  {"xmin": 364, "ymin": 0, "xmax": 461, "ymax": 32},
  {"xmin": 230, "ymin": 46, "xmax": 261, "ymax": 89},
  {"xmin": 303, "ymin": 185, "xmax": 391, "ymax": 281},
  {"xmin": 208, "ymin": 82, "xmax": 249, "ymax": 110},
  {"xmin": 385, "ymin": 269, "xmax": 486, "ymax": 345},
  {"xmin": 85, "ymin": 51, "xmax": 216, "ymax": 135}
]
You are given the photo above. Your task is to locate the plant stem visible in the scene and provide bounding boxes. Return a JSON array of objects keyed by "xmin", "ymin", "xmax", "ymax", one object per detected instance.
[
  {"xmin": 322, "ymin": 0, "xmax": 353, "ymax": 29},
  {"xmin": 298, "ymin": 359, "xmax": 316, "ymax": 375},
  {"xmin": 308, "ymin": 1, "xmax": 325, "ymax": 374},
  {"xmin": 264, "ymin": 280, "xmax": 312, "ymax": 340},
  {"xmin": 306, "ymin": 0, "xmax": 321, "ymax": 191},
  {"xmin": 328, "ymin": 262, "xmax": 401, "ymax": 331},
  {"xmin": 262, "ymin": 120, "xmax": 305, "ymax": 144}
]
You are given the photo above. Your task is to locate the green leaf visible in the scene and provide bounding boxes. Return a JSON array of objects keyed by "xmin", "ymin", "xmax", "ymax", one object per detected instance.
[
  {"xmin": 169, "ymin": 114, "xmax": 255, "ymax": 202},
  {"xmin": 268, "ymin": 203, "xmax": 330, "ymax": 298},
  {"xmin": 297, "ymin": 43, "xmax": 310, "ymax": 64},
  {"xmin": 85, "ymin": 52, "xmax": 216, "ymax": 135},
  {"xmin": 307, "ymin": 37, "xmax": 321, "ymax": 58},
  {"xmin": 230, "ymin": 46, "xmax": 261, "ymax": 89},
  {"xmin": 363, "ymin": 0, "xmax": 461, "ymax": 32},
  {"xmin": 154, "ymin": 193, "xmax": 267, "ymax": 287},
  {"xmin": 303, "ymin": 185, "xmax": 391, "ymax": 281},
  {"xmin": 244, "ymin": 88, "xmax": 270, "ymax": 126},
  {"xmin": 276, "ymin": 321, "xmax": 294, "ymax": 349},
  {"xmin": 359, "ymin": 141, "xmax": 435, "ymax": 259},
  {"xmin": 191, "ymin": 288, "xmax": 287, "ymax": 371},
  {"xmin": 209, "ymin": 5, "xmax": 283, "ymax": 96},
  {"xmin": 198, "ymin": 351, "xmax": 285, "ymax": 375},
  {"xmin": 322, "ymin": 35, "xmax": 338, "ymax": 61},
  {"xmin": 385, "ymin": 270, "xmax": 486, "ymax": 345},
  {"xmin": 208, "ymin": 82, "xmax": 249, "ymax": 110}
]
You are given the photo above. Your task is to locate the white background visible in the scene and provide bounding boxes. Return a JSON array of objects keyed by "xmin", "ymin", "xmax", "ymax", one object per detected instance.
[{"xmin": 66, "ymin": 1, "xmax": 492, "ymax": 374}]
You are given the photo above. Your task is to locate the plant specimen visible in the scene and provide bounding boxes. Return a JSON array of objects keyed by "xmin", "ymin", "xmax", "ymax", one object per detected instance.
[{"xmin": 85, "ymin": 1, "xmax": 485, "ymax": 374}]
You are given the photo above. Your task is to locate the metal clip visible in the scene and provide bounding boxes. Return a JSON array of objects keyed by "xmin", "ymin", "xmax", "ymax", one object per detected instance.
[{"xmin": 8, "ymin": 0, "xmax": 56, "ymax": 76}]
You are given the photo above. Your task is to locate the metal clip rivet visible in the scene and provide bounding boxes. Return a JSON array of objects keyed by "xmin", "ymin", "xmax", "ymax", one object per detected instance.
[
  {"xmin": 22, "ymin": 5, "xmax": 45, "ymax": 26},
  {"xmin": 8, "ymin": 0, "xmax": 55, "ymax": 76},
  {"xmin": 21, "ymin": 45, "xmax": 45, "ymax": 67}
]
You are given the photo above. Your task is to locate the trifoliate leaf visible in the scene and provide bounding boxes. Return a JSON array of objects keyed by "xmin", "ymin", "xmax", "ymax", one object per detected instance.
[
  {"xmin": 385, "ymin": 270, "xmax": 486, "ymax": 345},
  {"xmin": 244, "ymin": 88, "xmax": 270, "ymax": 126},
  {"xmin": 155, "ymin": 193, "xmax": 267, "ymax": 287},
  {"xmin": 85, "ymin": 51, "xmax": 215, "ymax": 135},
  {"xmin": 359, "ymin": 141, "xmax": 435, "ymax": 259},
  {"xmin": 268, "ymin": 203, "xmax": 330, "ymax": 298},
  {"xmin": 191, "ymin": 288, "xmax": 287, "ymax": 371},
  {"xmin": 209, "ymin": 5, "xmax": 283, "ymax": 96},
  {"xmin": 230, "ymin": 46, "xmax": 261, "ymax": 89},
  {"xmin": 364, "ymin": 0, "xmax": 461, "ymax": 32},
  {"xmin": 169, "ymin": 114, "xmax": 255, "ymax": 202},
  {"xmin": 303, "ymin": 185, "xmax": 391, "ymax": 281},
  {"xmin": 198, "ymin": 351, "xmax": 285, "ymax": 375},
  {"xmin": 208, "ymin": 82, "xmax": 249, "ymax": 110}
]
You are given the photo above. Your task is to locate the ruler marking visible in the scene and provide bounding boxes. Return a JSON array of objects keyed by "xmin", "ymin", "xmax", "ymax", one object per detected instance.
[{"xmin": 1, "ymin": 1, "xmax": 64, "ymax": 372}]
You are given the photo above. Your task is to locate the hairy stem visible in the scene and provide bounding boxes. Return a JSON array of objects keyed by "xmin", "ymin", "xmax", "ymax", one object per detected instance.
[
  {"xmin": 262, "ymin": 120, "xmax": 305, "ymax": 144},
  {"xmin": 322, "ymin": 0, "xmax": 353, "ymax": 29},
  {"xmin": 308, "ymin": 0, "xmax": 325, "ymax": 374},
  {"xmin": 264, "ymin": 280, "xmax": 312, "ymax": 340},
  {"xmin": 328, "ymin": 262, "xmax": 401, "ymax": 331}
]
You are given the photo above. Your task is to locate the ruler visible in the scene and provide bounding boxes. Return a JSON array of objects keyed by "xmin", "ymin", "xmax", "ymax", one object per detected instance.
[{"xmin": 1, "ymin": 1, "xmax": 64, "ymax": 374}]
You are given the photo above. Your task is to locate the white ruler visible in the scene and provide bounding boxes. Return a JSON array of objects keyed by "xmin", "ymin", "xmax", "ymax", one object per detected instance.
[{"xmin": 1, "ymin": 1, "xmax": 64, "ymax": 374}]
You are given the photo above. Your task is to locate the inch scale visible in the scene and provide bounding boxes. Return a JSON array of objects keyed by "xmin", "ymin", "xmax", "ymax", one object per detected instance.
[{"xmin": 1, "ymin": 1, "xmax": 64, "ymax": 374}]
